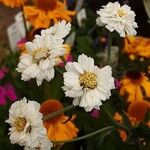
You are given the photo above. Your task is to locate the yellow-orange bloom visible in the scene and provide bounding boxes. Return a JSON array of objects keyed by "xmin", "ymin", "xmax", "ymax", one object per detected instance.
[
  {"xmin": 123, "ymin": 36, "xmax": 150, "ymax": 59},
  {"xmin": 0, "ymin": 0, "xmax": 26, "ymax": 7},
  {"xmin": 24, "ymin": 0, "xmax": 76, "ymax": 29},
  {"xmin": 120, "ymin": 71, "xmax": 150, "ymax": 103},
  {"xmin": 128, "ymin": 101, "xmax": 150, "ymax": 123},
  {"xmin": 40, "ymin": 99, "xmax": 79, "ymax": 141},
  {"xmin": 114, "ymin": 100, "xmax": 150, "ymax": 141}
]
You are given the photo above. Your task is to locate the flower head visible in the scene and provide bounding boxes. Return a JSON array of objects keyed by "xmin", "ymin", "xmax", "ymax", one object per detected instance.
[
  {"xmin": 114, "ymin": 100, "xmax": 150, "ymax": 141},
  {"xmin": 24, "ymin": 0, "xmax": 75, "ymax": 29},
  {"xmin": 128, "ymin": 101, "xmax": 150, "ymax": 123},
  {"xmin": 16, "ymin": 20, "xmax": 71, "ymax": 86},
  {"xmin": 90, "ymin": 109, "xmax": 101, "ymax": 119},
  {"xmin": 0, "ymin": 83, "xmax": 17, "ymax": 105},
  {"xmin": 0, "ymin": 0, "xmax": 26, "ymax": 7},
  {"xmin": 120, "ymin": 71, "xmax": 150, "ymax": 103},
  {"xmin": 5, "ymin": 98, "xmax": 48, "ymax": 148},
  {"xmin": 96, "ymin": 2, "xmax": 138, "ymax": 37},
  {"xmin": 40, "ymin": 99, "xmax": 79, "ymax": 141},
  {"xmin": 63, "ymin": 54, "xmax": 115, "ymax": 112},
  {"xmin": 123, "ymin": 36, "xmax": 150, "ymax": 59}
]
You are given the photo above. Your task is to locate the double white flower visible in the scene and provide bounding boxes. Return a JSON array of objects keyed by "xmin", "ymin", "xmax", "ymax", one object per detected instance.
[
  {"xmin": 5, "ymin": 98, "xmax": 52, "ymax": 150},
  {"xmin": 17, "ymin": 20, "xmax": 71, "ymax": 86},
  {"xmin": 63, "ymin": 54, "xmax": 115, "ymax": 112},
  {"xmin": 96, "ymin": 2, "xmax": 138, "ymax": 37}
]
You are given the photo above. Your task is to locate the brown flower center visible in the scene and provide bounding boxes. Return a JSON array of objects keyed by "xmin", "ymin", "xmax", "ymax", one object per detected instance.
[
  {"xmin": 126, "ymin": 71, "xmax": 142, "ymax": 82},
  {"xmin": 34, "ymin": 0, "xmax": 57, "ymax": 11},
  {"xmin": 79, "ymin": 72, "xmax": 97, "ymax": 89},
  {"xmin": 14, "ymin": 117, "xmax": 26, "ymax": 132}
]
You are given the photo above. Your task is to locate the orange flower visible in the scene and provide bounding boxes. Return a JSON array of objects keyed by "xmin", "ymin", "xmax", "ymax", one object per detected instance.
[
  {"xmin": 123, "ymin": 36, "xmax": 150, "ymax": 59},
  {"xmin": 120, "ymin": 71, "xmax": 150, "ymax": 103},
  {"xmin": 24, "ymin": 0, "xmax": 76, "ymax": 29},
  {"xmin": 0, "ymin": 0, "xmax": 26, "ymax": 7},
  {"xmin": 128, "ymin": 101, "xmax": 150, "ymax": 123},
  {"xmin": 40, "ymin": 99, "xmax": 79, "ymax": 141},
  {"xmin": 114, "ymin": 100, "xmax": 150, "ymax": 141}
]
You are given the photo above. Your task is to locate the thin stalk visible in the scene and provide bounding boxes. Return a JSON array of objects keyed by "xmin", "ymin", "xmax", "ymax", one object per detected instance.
[
  {"xmin": 54, "ymin": 66, "xmax": 64, "ymax": 75},
  {"xmin": 52, "ymin": 126, "xmax": 114, "ymax": 143},
  {"xmin": 107, "ymin": 32, "xmax": 113, "ymax": 65},
  {"xmin": 60, "ymin": 56, "xmax": 67, "ymax": 65},
  {"xmin": 88, "ymin": 25, "xmax": 97, "ymax": 35},
  {"xmin": 103, "ymin": 105, "xmax": 130, "ymax": 132},
  {"xmin": 21, "ymin": 6, "xmax": 28, "ymax": 39},
  {"xmin": 115, "ymin": 91, "xmax": 133, "ymax": 129},
  {"xmin": 43, "ymin": 105, "xmax": 74, "ymax": 121}
]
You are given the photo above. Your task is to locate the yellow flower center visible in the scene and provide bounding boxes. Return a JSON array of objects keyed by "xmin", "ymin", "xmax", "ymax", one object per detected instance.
[
  {"xmin": 79, "ymin": 72, "xmax": 97, "ymax": 89},
  {"xmin": 14, "ymin": 117, "xmax": 27, "ymax": 132},
  {"xmin": 117, "ymin": 9, "xmax": 126, "ymax": 17},
  {"xmin": 33, "ymin": 48, "xmax": 50, "ymax": 63}
]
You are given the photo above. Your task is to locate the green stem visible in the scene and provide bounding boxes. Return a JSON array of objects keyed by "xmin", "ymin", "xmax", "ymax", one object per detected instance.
[
  {"xmin": 103, "ymin": 105, "xmax": 130, "ymax": 132},
  {"xmin": 54, "ymin": 66, "xmax": 64, "ymax": 75},
  {"xmin": 115, "ymin": 91, "xmax": 133, "ymax": 130},
  {"xmin": 43, "ymin": 105, "xmax": 74, "ymax": 121},
  {"xmin": 88, "ymin": 25, "xmax": 97, "ymax": 35},
  {"xmin": 52, "ymin": 126, "xmax": 114, "ymax": 143},
  {"xmin": 21, "ymin": 6, "xmax": 28, "ymax": 40},
  {"xmin": 107, "ymin": 32, "xmax": 113, "ymax": 65},
  {"xmin": 60, "ymin": 56, "xmax": 67, "ymax": 65}
]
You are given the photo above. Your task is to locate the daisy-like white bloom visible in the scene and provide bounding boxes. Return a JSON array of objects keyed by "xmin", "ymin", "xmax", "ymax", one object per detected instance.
[
  {"xmin": 24, "ymin": 136, "xmax": 53, "ymax": 150},
  {"xmin": 5, "ymin": 97, "xmax": 48, "ymax": 147},
  {"xmin": 96, "ymin": 2, "xmax": 138, "ymax": 37},
  {"xmin": 63, "ymin": 54, "xmax": 115, "ymax": 112},
  {"xmin": 41, "ymin": 20, "xmax": 71, "ymax": 39},
  {"xmin": 16, "ymin": 20, "xmax": 71, "ymax": 86}
]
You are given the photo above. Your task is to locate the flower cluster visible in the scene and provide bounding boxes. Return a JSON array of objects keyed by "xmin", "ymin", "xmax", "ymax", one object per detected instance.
[
  {"xmin": 6, "ymin": 97, "xmax": 53, "ymax": 150},
  {"xmin": 4, "ymin": 1, "xmax": 143, "ymax": 149},
  {"xmin": 24, "ymin": 0, "xmax": 76, "ymax": 29},
  {"xmin": 16, "ymin": 20, "xmax": 71, "ymax": 86}
]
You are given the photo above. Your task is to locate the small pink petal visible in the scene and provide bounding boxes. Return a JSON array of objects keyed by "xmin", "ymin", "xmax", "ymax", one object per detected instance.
[
  {"xmin": 90, "ymin": 109, "xmax": 101, "ymax": 119},
  {"xmin": 115, "ymin": 79, "xmax": 121, "ymax": 89},
  {"xmin": 4, "ymin": 83, "xmax": 17, "ymax": 101},
  {"xmin": 59, "ymin": 54, "xmax": 73, "ymax": 67}
]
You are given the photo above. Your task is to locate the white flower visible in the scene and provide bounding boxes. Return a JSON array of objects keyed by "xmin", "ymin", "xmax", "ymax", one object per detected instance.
[
  {"xmin": 5, "ymin": 98, "xmax": 47, "ymax": 147},
  {"xmin": 41, "ymin": 20, "xmax": 71, "ymax": 39},
  {"xmin": 63, "ymin": 54, "xmax": 115, "ymax": 112},
  {"xmin": 96, "ymin": 2, "xmax": 138, "ymax": 37},
  {"xmin": 24, "ymin": 136, "xmax": 53, "ymax": 150},
  {"xmin": 16, "ymin": 20, "xmax": 71, "ymax": 86}
]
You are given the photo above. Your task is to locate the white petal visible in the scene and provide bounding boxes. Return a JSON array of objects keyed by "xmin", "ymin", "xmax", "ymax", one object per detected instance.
[{"xmin": 25, "ymin": 42, "xmax": 37, "ymax": 52}]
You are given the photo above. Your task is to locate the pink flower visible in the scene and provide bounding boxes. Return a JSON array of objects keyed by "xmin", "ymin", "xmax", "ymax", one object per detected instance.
[
  {"xmin": 0, "ymin": 83, "xmax": 17, "ymax": 105},
  {"xmin": 0, "ymin": 67, "xmax": 9, "ymax": 80},
  {"xmin": 115, "ymin": 79, "xmax": 121, "ymax": 89},
  {"xmin": 17, "ymin": 37, "xmax": 27, "ymax": 45},
  {"xmin": 4, "ymin": 83, "xmax": 17, "ymax": 101},
  {"xmin": 59, "ymin": 54, "xmax": 73, "ymax": 67},
  {"xmin": 90, "ymin": 109, "xmax": 101, "ymax": 119}
]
